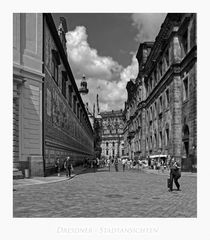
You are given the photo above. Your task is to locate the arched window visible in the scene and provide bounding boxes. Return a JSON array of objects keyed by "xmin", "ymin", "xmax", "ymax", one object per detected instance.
[
  {"xmin": 159, "ymin": 131, "xmax": 162, "ymax": 148},
  {"xmin": 154, "ymin": 101, "xmax": 157, "ymax": 119},
  {"xmin": 159, "ymin": 96, "xmax": 163, "ymax": 117},
  {"xmin": 165, "ymin": 123, "xmax": 170, "ymax": 146},
  {"xmin": 154, "ymin": 132, "xmax": 157, "ymax": 148}
]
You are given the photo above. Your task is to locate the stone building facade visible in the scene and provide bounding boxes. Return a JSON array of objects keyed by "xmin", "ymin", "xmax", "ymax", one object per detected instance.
[
  {"xmin": 13, "ymin": 13, "xmax": 44, "ymax": 176},
  {"xmin": 101, "ymin": 110, "xmax": 124, "ymax": 159},
  {"xmin": 13, "ymin": 13, "xmax": 94, "ymax": 177},
  {"xmin": 124, "ymin": 13, "xmax": 197, "ymax": 171}
]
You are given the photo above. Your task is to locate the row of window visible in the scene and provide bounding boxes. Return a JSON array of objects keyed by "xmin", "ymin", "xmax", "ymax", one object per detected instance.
[
  {"xmin": 51, "ymin": 49, "xmax": 90, "ymax": 132},
  {"xmin": 105, "ymin": 149, "xmax": 125, "ymax": 156},
  {"xmin": 131, "ymin": 76, "xmax": 189, "ymax": 133},
  {"xmin": 146, "ymin": 48, "xmax": 170, "ymax": 97},
  {"xmin": 146, "ymin": 128, "xmax": 170, "ymax": 150}
]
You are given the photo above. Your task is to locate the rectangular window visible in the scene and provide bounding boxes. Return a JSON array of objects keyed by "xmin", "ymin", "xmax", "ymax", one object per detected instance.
[
  {"xmin": 77, "ymin": 103, "xmax": 80, "ymax": 119},
  {"xmin": 183, "ymin": 77, "xmax": 189, "ymax": 101},
  {"xmin": 182, "ymin": 30, "xmax": 188, "ymax": 54},
  {"xmin": 112, "ymin": 150, "xmax": 115, "ymax": 156},
  {"xmin": 80, "ymin": 109, "xmax": 82, "ymax": 122},
  {"xmin": 52, "ymin": 50, "xmax": 60, "ymax": 84},
  {"xmin": 52, "ymin": 58, "xmax": 58, "ymax": 84},
  {"xmin": 62, "ymin": 72, "xmax": 67, "ymax": 97},
  {"xmin": 113, "ymin": 142, "xmax": 115, "ymax": 147},
  {"xmin": 165, "ymin": 48, "xmax": 169, "ymax": 67},
  {"xmin": 159, "ymin": 60, "xmax": 163, "ymax": 76},
  {"xmin": 159, "ymin": 96, "xmax": 163, "ymax": 116},
  {"xmin": 106, "ymin": 150, "xmax": 108, "ymax": 155},
  {"xmin": 68, "ymin": 85, "xmax": 72, "ymax": 107},
  {"xmin": 122, "ymin": 149, "xmax": 125, "ymax": 156},
  {"xmin": 154, "ymin": 68, "xmax": 157, "ymax": 83},
  {"xmin": 73, "ymin": 96, "xmax": 76, "ymax": 114},
  {"xmin": 165, "ymin": 89, "xmax": 170, "ymax": 108}
]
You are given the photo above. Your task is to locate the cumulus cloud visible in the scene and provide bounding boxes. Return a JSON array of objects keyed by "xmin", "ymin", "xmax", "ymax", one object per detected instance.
[
  {"xmin": 66, "ymin": 26, "xmax": 138, "ymax": 112},
  {"xmin": 66, "ymin": 26, "xmax": 122, "ymax": 81},
  {"xmin": 131, "ymin": 13, "xmax": 166, "ymax": 42}
]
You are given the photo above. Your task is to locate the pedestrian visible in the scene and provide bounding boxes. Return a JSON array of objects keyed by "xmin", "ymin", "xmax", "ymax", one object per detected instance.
[
  {"xmin": 64, "ymin": 156, "xmax": 73, "ymax": 179},
  {"xmin": 161, "ymin": 160, "xmax": 165, "ymax": 173},
  {"xmin": 122, "ymin": 158, "xmax": 127, "ymax": 172},
  {"xmin": 55, "ymin": 158, "xmax": 61, "ymax": 176},
  {"xmin": 96, "ymin": 157, "xmax": 100, "ymax": 168},
  {"xmin": 168, "ymin": 157, "xmax": 181, "ymax": 191},
  {"xmin": 138, "ymin": 159, "xmax": 143, "ymax": 172},
  {"xmin": 114, "ymin": 157, "xmax": 119, "ymax": 172},
  {"xmin": 127, "ymin": 159, "xmax": 131, "ymax": 170},
  {"xmin": 107, "ymin": 158, "xmax": 111, "ymax": 171},
  {"xmin": 93, "ymin": 159, "xmax": 97, "ymax": 172}
]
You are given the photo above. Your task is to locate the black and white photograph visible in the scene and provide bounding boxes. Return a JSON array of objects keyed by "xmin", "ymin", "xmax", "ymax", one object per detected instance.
[
  {"xmin": 2, "ymin": 0, "xmax": 210, "ymax": 239},
  {"xmin": 12, "ymin": 12, "xmax": 197, "ymax": 218}
]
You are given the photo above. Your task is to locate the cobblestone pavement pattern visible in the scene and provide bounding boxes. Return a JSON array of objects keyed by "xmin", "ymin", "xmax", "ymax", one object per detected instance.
[{"xmin": 13, "ymin": 165, "xmax": 196, "ymax": 217}]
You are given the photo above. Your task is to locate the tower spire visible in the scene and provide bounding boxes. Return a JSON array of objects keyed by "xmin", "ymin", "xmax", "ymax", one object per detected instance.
[
  {"xmin": 96, "ymin": 94, "xmax": 100, "ymax": 114},
  {"xmin": 79, "ymin": 74, "xmax": 89, "ymax": 94}
]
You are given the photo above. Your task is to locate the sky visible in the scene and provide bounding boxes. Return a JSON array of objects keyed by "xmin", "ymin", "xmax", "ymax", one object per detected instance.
[{"xmin": 52, "ymin": 13, "xmax": 166, "ymax": 113}]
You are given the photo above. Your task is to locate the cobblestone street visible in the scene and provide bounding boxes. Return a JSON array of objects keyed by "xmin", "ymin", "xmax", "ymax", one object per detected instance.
[{"xmin": 13, "ymin": 165, "xmax": 197, "ymax": 218}]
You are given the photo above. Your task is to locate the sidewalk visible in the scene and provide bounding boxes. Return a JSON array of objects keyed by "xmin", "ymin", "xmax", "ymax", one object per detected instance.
[{"xmin": 13, "ymin": 166, "xmax": 88, "ymax": 188}]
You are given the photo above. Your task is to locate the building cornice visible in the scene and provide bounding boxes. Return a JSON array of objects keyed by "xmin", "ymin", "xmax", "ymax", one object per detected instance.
[{"xmin": 13, "ymin": 63, "xmax": 45, "ymax": 83}]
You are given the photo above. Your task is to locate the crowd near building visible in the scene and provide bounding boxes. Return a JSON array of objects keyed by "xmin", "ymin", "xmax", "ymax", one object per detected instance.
[
  {"xmin": 13, "ymin": 13, "xmax": 94, "ymax": 177},
  {"xmin": 124, "ymin": 13, "xmax": 197, "ymax": 171},
  {"xmin": 101, "ymin": 110, "xmax": 125, "ymax": 159}
]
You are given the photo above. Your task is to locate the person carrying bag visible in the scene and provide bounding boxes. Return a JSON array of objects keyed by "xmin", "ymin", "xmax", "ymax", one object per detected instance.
[{"xmin": 168, "ymin": 157, "xmax": 181, "ymax": 191}]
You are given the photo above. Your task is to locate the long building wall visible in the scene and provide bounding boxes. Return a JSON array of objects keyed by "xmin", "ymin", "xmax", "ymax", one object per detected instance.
[
  {"xmin": 13, "ymin": 13, "xmax": 94, "ymax": 177},
  {"xmin": 43, "ymin": 15, "xmax": 94, "ymax": 175}
]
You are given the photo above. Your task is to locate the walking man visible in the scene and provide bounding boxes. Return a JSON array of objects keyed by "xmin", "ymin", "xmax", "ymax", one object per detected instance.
[
  {"xmin": 107, "ymin": 158, "xmax": 111, "ymax": 172},
  {"xmin": 169, "ymin": 157, "xmax": 181, "ymax": 191},
  {"xmin": 64, "ymin": 156, "xmax": 73, "ymax": 179},
  {"xmin": 114, "ymin": 157, "xmax": 119, "ymax": 172},
  {"xmin": 122, "ymin": 158, "xmax": 127, "ymax": 172}
]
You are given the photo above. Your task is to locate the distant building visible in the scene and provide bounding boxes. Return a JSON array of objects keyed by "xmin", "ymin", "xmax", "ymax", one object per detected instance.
[
  {"xmin": 101, "ymin": 110, "xmax": 124, "ymax": 159},
  {"xmin": 124, "ymin": 13, "xmax": 197, "ymax": 171},
  {"xmin": 13, "ymin": 13, "xmax": 94, "ymax": 177}
]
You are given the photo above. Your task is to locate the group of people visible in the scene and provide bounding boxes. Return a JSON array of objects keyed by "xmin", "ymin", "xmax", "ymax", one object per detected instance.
[
  {"xmin": 55, "ymin": 156, "xmax": 73, "ymax": 179},
  {"xmin": 54, "ymin": 154, "xmax": 181, "ymax": 192}
]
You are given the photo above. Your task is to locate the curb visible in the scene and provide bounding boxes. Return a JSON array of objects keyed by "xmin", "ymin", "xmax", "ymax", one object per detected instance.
[{"xmin": 13, "ymin": 167, "xmax": 88, "ymax": 188}]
